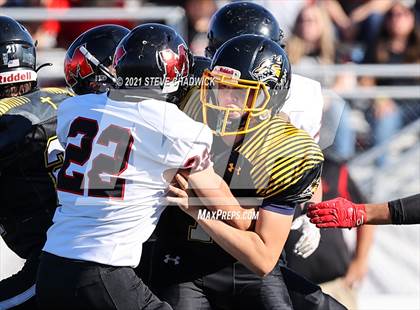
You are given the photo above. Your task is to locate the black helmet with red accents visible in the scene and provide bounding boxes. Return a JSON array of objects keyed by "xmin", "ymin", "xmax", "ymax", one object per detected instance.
[
  {"xmin": 0, "ymin": 16, "xmax": 37, "ymax": 97},
  {"xmin": 64, "ymin": 24, "xmax": 129, "ymax": 95},
  {"xmin": 112, "ymin": 23, "xmax": 193, "ymax": 104}
]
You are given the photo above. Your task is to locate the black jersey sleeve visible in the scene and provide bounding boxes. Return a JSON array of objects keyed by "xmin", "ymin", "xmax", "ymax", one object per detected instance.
[
  {"xmin": 0, "ymin": 88, "xmax": 71, "ymax": 170},
  {"xmin": 389, "ymin": 193, "xmax": 420, "ymax": 225},
  {"xmin": 0, "ymin": 111, "xmax": 32, "ymax": 170}
]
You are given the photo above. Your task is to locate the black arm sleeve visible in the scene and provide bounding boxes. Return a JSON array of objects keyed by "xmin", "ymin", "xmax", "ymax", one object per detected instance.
[
  {"xmin": 0, "ymin": 115, "xmax": 32, "ymax": 171},
  {"xmin": 388, "ymin": 193, "xmax": 420, "ymax": 225}
]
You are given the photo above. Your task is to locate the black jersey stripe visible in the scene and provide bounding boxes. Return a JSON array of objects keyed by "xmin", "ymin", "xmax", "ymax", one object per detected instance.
[
  {"xmin": 239, "ymin": 119, "xmax": 294, "ymax": 155},
  {"xmin": 257, "ymin": 161, "xmax": 322, "ymax": 197},
  {"xmin": 253, "ymin": 153, "xmax": 322, "ymax": 189},
  {"xmin": 251, "ymin": 142, "xmax": 322, "ymax": 174},
  {"xmin": 262, "ymin": 162, "xmax": 322, "ymax": 198},
  {"xmin": 240, "ymin": 126, "xmax": 302, "ymax": 160},
  {"xmin": 251, "ymin": 146, "xmax": 323, "ymax": 185},
  {"xmin": 246, "ymin": 133, "xmax": 316, "ymax": 165},
  {"xmin": 249, "ymin": 136, "xmax": 320, "ymax": 175},
  {"xmin": 263, "ymin": 158, "xmax": 324, "ymax": 192}
]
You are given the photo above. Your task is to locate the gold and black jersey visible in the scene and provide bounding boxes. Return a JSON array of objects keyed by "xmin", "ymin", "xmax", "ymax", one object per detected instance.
[
  {"xmin": 182, "ymin": 90, "xmax": 324, "ymax": 207},
  {"xmin": 234, "ymin": 116, "xmax": 323, "ymax": 204},
  {"xmin": 0, "ymin": 88, "xmax": 73, "ymax": 258},
  {"xmin": 180, "ymin": 86, "xmax": 203, "ymax": 122}
]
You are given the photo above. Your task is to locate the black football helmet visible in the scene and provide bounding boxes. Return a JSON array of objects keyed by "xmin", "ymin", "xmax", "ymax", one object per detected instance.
[
  {"xmin": 201, "ymin": 35, "xmax": 291, "ymax": 136},
  {"xmin": 64, "ymin": 24, "xmax": 129, "ymax": 95},
  {"xmin": 0, "ymin": 16, "xmax": 37, "ymax": 98},
  {"xmin": 112, "ymin": 23, "xmax": 193, "ymax": 104},
  {"xmin": 205, "ymin": 2, "xmax": 284, "ymax": 58}
]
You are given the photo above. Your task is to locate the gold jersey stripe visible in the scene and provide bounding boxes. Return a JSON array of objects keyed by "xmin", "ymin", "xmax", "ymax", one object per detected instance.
[
  {"xmin": 240, "ymin": 126, "xmax": 305, "ymax": 160},
  {"xmin": 253, "ymin": 151, "xmax": 323, "ymax": 189},
  {"xmin": 261, "ymin": 166, "xmax": 317, "ymax": 199},
  {"xmin": 262, "ymin": 161, "xmax": 322, "ymax": 197},
  {"xmin": 240, "ymin": 126, "xmax": 301, "ymax": 160},
  {"xmin": 42, "ymin": 87, "xmax": 73, "ymax": 96},
  {"xmin": 239, "ymin": 117, "xmax": 295, "ymax": 148},
  {"xmin": 250, "ymin": 141, "xmax": 322, "ymax": 172},
  {"xmin": 239, "ymin": 119, "xmax": 289, "ymax": 155},
  {"xmin": 251, "ymin": 145, "xmax": 323, "ymax": 183},
  {"xmin": 246, "ymin": 133, "xmax": 315, "ymax": 164},
  {"xmin": 0, "ymin": 97, "xmax": 31, "ymax": 116},
  {"xmin": 253, "ymin": 151, "xmax": 324, "ymax": 189},
  {"xmin": 249, "ymin": 137, "xmax": 321, "ymax": 178},
  {"xmin": 257, "ymin": 164, "xmax": 313, "ymax": 197},
  {"xmin": 263, "ymin": 157, "xmax": 324, "ymax": 190},
  {"xmin": 257, "ymin": 161, "xmax": 322, "ymax": 197}
]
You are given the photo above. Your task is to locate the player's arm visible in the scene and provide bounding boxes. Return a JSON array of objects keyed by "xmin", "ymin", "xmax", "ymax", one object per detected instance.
[
  {"xmin": 165, "ymin": 120, "xmax": 253, "ymax": 230},
  {"xmin": 186, "ymin": 167, "xmax": 255, "ymax": 230},
  {"xmin": 167, "ymin": 182, "xmax": 292, "ymax": 276},
  {"xmin": 198, "ymin": 207, "xmax": 292, "ymax": 277},
  {"xmin": 167, "ymin": 162, "xmax": 323, "ymax": 276}
]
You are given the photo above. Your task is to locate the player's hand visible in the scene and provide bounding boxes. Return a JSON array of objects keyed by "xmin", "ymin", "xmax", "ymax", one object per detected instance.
[
  {"xmin": 290, "ymin": 215, "xmax": 320, "ymax": 259},
  {"xmin": 307, "ymin": 197, "xmax": 367, "ymax": 228},
  {"xmin": 165, "ymin": 174, "xmax": 198, "ymax": 218}
]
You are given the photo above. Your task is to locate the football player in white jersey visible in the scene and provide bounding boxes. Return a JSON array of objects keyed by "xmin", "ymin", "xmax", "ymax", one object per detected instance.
[{"xmin": 36, "ymin": 24, "xmax": 244, "ymax": 309}]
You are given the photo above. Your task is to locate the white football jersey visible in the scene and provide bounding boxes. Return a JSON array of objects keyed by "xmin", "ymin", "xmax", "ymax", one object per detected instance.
[
  {"xmin": 282, "ymin": 74, "xmax": 324, "ymax": 142},
  {"xmin": 43, "ymin": 93, "xmax": 212, "ymax": 267}
]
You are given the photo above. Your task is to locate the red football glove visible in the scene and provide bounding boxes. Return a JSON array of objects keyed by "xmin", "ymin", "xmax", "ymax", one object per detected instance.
[{"xmin": 307, "ymin": 197, "xmax": 367, "ymax": 228}]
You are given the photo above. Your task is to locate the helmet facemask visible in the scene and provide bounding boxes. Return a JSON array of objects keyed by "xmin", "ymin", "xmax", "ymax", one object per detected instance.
[{"xmin": 200, "ymin": 67, "xmax": 271, "ymax": 136}]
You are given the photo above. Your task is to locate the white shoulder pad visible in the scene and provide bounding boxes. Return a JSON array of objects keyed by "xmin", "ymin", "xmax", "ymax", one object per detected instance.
[{"xmin": 282, "ymin": 74, "xmax": 324, "ymax": 142}]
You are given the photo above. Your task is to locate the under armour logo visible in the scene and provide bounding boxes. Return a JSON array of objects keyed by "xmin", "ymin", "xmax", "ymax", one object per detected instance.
[
  {"xmin": 228, "ymin": 163, "xmax": 241, "ymax": 175},
  {"xmin": 163, "ymin": 254, "xmax": 180, "ymax": 265}
]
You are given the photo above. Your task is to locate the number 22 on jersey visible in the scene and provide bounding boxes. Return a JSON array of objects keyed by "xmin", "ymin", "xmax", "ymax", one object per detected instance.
[{"xmin": 57, "ymin": 117, "xmax": 134, "ymax": 199}]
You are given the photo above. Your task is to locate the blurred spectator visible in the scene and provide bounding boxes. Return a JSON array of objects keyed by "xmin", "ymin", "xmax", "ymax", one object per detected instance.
[
  {"xmin": 185, "ymin": 0, "xmax": 217, "ymax": 55},
  {"xmin": 55, "ymin": 0, "xmax": 133, "ymax": 48},
  {"xmin": 362, "ymin": 0, "xmax": 420, "ymax": 165},
  {"xmin": 416, "ymin": 0, "xmax": 420, "ymax": 21},
  {"xmin": 287, "ymin": 4, "xmax": 357, "ymax": 159},
  {"xmin": 323, "ymin": 0, "xmax": 393, "ymax": 49},
  {"xmin": 285, "ymin": 150, "xmax": 375, "ymax": 310},
  {"xmin": 255, "ymin": 0, "xmax": 308, "ymax": 38},
  {"xmin": 0, "ymin": 0, "xmax": 40, "ymax": 6},
  {"xmin": 32, "ymin": 0, "xmax": 70, "ymax": 49}
]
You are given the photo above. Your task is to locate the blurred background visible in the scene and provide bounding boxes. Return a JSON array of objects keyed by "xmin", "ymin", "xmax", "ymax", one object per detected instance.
[{"xmin": 0, "ymin": 0, "xmax": 419, "ymax": 309}]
